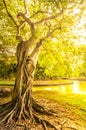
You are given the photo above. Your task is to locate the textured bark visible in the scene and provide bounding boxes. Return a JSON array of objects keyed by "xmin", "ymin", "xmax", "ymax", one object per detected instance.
[{"xmin": 12, "ymin": 38, "xmax": 35, "ymax": 120}]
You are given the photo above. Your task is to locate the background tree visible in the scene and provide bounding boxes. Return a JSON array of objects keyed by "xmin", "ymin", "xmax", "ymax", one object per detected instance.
[{"xmin": 0, "ymin": 0, "xmax": 17, "ymax": 79}]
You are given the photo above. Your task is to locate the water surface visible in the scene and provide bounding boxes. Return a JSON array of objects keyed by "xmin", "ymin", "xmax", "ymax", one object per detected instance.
[{"xmin": 33, "ymin": 80, "xmax": 86, "ymax": 94}]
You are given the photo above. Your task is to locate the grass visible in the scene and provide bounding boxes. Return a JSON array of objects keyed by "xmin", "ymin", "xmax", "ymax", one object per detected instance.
[
  {"xmin": 33, "ymin": 91, "xmax": 86, "ymax": 109},
  {"xmin": 0, "ymin": 80, "xmax": 14, "ymax": 85},
  {"xmin": 33, "ymin": 90, "xmax": 86, "ymax": 121},
  {"xmin": 0, "ymin": 80, "xmax": 86, "ymax": 108},
  {"xmin": 0, "ymin": 80, "xmax": 86, "ymax": 121}
]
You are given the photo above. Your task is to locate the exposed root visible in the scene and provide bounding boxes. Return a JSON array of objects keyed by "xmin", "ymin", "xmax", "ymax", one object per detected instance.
[
  {"xmin": 33, "ymin": 113, "xmax": 58, "ymax": 130},
  {"xmin": 0, "ymin": 88, "xmax": 12, "ymax": 97},
  {"xmin": 0, "ymin": 98, "xmax": 59, "ymax": 130},
  {"xmin": 0, "ymin": 97, "xmax": 81, "ymax": 130},
  {"xmin": 63, "ymin": 126, "xmax": 78, "ymax": 130},
  {"xmin": 32, "ymin": 98, "xmax": 55, "ymax": 116}
]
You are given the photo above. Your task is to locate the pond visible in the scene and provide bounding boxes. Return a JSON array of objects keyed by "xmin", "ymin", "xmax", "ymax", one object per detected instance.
[
  {"xmin": 0, "ymin": 80, "xmax": 86, "ymax": 94},
  {"xmin": 33, "ymin": 80, "xmax": 86, "ymax": 94}
]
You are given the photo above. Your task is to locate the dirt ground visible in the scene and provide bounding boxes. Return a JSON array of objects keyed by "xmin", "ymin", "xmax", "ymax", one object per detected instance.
[
  {"xmin": 0, "ymin": 96, "xmax": 86, "ymax": 130},
  {"xmin": 33, "ymin": 98, "xmax": 86, "ymax": 130}
]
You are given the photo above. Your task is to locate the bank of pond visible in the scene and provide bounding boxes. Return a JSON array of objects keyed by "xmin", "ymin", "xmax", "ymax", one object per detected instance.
[{"xmin": 0, "ymin": 79, "xmax": 86, "ymax": 94}]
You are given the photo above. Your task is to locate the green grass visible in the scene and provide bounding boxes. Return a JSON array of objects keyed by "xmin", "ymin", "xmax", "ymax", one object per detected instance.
[
  {"xmin": 0, "ymin": 80, "xmax": 14, "ymax": 85},
  {"xmin": 0, "ymin": 80, "xmax": 86, "ymax": 109},
  {"xmin": 33, "ymin": 91, "xmax": 86, "ymax": 109},
  {"xmin": 33, "ymin": 90, "xmax": 86, "ymax": 121},
  {"xmin": 0, "ymin": 80, "xmax": 86, "ymax": 120}
]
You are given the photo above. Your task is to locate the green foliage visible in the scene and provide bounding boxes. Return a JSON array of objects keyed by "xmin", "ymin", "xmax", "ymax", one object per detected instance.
[
  {"xmin": 0, "ymin": 0, "xmax": 86, "ymax": 79},
  {"xmin": 0, "ymin": 59, "xmax": 16, "ymax": 79},
  {"xmin": 80, "ymin": 45, "xmax": 86, "ymax": 77},
  {"xmin": 34, "ymin": 63, "xmax": 46, "ymax": 79},
  {"xmin": 35, "ymin": 40, "xmax": 86, "ymax": 79}
]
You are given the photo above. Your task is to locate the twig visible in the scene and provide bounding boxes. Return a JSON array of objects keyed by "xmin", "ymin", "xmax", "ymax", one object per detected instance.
[
  {"xmin": 34, "ymin": 10, "xmax": 63, "ymax": 26},
  {"xmin": 46, "ymin": 26, "xmax": 61, "ymax": 38},
  {"xmin": 24, "ymin": 0, "xmax": 27, "ymax": 14},
  {"xmin": 3, "ymin": 0, "xmax": 18, "ymax": 27}
]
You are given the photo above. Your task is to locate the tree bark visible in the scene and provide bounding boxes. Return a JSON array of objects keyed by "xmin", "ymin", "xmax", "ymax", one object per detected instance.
[{"xmin": 11, "ymin": 38, "xmax": 43, "ymax": 123}]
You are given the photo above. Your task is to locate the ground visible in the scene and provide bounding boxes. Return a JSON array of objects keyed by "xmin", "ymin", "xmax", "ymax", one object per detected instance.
[
  {"xmin": 0, "ymin": 82, "xmax": 86, "ymax": 130},
  {"xmin": 0, "ymin": 93, "xmax": 86, "ymax": 130},
  {"xmin": 32, "ymin": 97, "xmax": 86, "ymax": 130}
]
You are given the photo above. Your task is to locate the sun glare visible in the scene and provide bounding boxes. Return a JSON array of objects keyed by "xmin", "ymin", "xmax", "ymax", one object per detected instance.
[
  {"xmin": 52, "ymin": 38, "xmax": 57, "ymax": 43},
  {"xmin": 26, "ymin": 0, "xmax": 31, "ymax": 4},
  {"xmin": 72, "ymin": 14, "xmax": 86, "ymax": 45},
  {"xmin": 73, "ymin": 8, "xmax": 80, "ymax": 14},
  {"xmin": 73, "ymin": 81, "xmax": 80, "ymax": 94}
]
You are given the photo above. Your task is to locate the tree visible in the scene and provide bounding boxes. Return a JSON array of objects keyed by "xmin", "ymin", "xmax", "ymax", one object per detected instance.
[
  {"xmin": 0, "ymin": 0, "xmax": 17, "ymax": 79},
  {"xmin": 79, "ymin": 45, "xmax": 86, "ymax": 77},
  {"xmin": 0, "ymin": 0, "xmax": 84, "ymax": 129}
]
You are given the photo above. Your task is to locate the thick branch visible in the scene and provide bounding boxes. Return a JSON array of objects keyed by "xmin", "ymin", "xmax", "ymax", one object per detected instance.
[
  {"xmin": 29, "ymin": 39, "xmax": 44, "ymax": 66},
  {"xmin": 16, "ymin": 20, "xmax": 26, "ymax": 42},
  {"xmin": 30, "ymin": 11, "xmax": 52, "ymax": 18},
  {"xmin": 17, "ymin": 13, "xmax": 35, "ymax": 34},
  {"xmin": 29, "ymin": 39, "xmax": 43, "ymax": 59},
  {"xmin": 29, "ymin": 25, "xmax": 61, "ymax": 62},
  {"xmin": 3, "ymin": 0, "xmax": 18, "ymax": 27}
]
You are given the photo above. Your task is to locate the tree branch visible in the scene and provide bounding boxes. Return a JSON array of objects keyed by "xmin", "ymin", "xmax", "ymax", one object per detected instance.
[
  {"xmin": 17, "ymin": 13, "xmax": 35, "ymax": 35},
  {"xmin": 33, "ymin": 9, "xmax": 63, "ymax": 26},
  {"xmin": 29, "ymin": 25, "xmax": 61, "ymax": 62},
  {"xmin": 46, "ymin": 26, "xmax": 61, "ymax": 38},
  {"xmin": 3, "ymin": 0, "xmax": 18, "ymax": 27},
  {"xmin": 24, "ymin": 0, "xmax": 27, "ymax": 14},
  {"xmin": 30, "ymin": 11, "xmax": 52, "ymax": 18},
  {"xmin": 29, "ymin": 39, "xmax": 43, "ymax": 63},
  {"xmin": 16, "ymin": 19, "xmax": 26, "ymax": 42},
  {"xmin": 17, "ymin": 20, "xmax": 26, "ymax": 35}
]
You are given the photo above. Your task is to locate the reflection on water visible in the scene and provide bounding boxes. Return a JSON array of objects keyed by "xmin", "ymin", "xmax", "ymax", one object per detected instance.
[
  {"xmin": 44, "ymin": 87, "xmax": 52, "ymax": 91},
  {"xmin": 57, "ymin": 81, "xmax": 86, "ymax": 94},
  {"xmin": 33, "ymin": 80, "xmax": 86, "ymax": 94},
  {"xmin": 72, "ymin": 81, "xmax": 80, "ymax": 94},
  {"xmin": 61, "ymin": 86, "xmax": 66, "ymax": 93},
  {"xmin": 72, "ymin": 81, "xmax": 86, "ymax": 94}
]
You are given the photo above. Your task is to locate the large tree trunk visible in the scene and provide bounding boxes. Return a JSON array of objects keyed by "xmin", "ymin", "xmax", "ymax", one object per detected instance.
[{"xmin": 12, "ymin": 40, "xmax": 36, "ymax": 122}]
